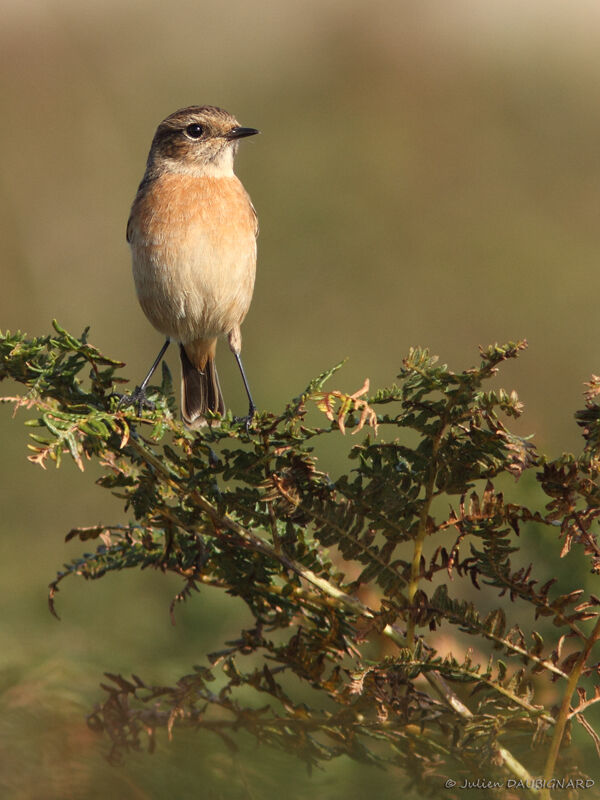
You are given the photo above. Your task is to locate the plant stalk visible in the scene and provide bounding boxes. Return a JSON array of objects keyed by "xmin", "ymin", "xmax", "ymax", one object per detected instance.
[
  {"xmin": 539, "ymin": 616, "xmax": 600, "ymax": 800},
  {"xmin": 406, "ymin": 427, "xmax": 443, "ymax": 646}
]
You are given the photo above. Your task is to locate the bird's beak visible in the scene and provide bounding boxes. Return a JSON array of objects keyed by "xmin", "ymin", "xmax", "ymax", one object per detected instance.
[{"xmin": 225, "ymin": 126, "xmax": 260, "ymax": 140}]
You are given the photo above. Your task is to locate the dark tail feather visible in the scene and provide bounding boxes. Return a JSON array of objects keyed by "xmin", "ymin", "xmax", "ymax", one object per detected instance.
[{"xmin": 180, "ymin": 345, "xmax": 225, "ymax": 428}]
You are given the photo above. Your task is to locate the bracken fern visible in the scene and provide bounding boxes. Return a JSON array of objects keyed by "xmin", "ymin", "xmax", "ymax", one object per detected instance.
[{"xmin": 1, "ymin": 322, "xmax": 599, "ymax": 799}]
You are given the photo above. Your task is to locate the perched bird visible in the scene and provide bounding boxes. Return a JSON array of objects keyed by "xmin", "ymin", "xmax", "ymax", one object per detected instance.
[{"xmin": 124, "ymin": 105, "xmax": 259, "ymax": 427}]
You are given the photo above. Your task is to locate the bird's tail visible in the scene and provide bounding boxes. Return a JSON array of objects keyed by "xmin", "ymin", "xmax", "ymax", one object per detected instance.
[{"xmin": 180, "ymin": 344, "xmax": 225, "ymax": 428}]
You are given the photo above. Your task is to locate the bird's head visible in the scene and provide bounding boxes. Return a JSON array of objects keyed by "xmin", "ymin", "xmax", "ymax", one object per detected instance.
[{"xmin": 146, "ymin": 105, "xmax": 259, "ymax": 177}]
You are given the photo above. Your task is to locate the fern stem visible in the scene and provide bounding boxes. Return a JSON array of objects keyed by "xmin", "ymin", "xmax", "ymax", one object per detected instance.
[
  {"xmin": 406, "ymin": 428, "xmax": 443, "ymax": 646},
  {"xmin": 262, "ymin": 432, "xmax": 281, "ymax": 552},
  {"xmin": 540, "ymin": 616, "xmax": 600, "ymax": 800},
  {"xmin": 425, "ymin": 671, "xmax": 542, "ymax": 795}
]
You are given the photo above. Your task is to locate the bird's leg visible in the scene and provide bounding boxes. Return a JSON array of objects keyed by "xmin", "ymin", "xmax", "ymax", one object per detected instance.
[
  {"xmin": 229, "ymin": 328, "xmax": 255, "ymax": 429},
  {"xmin": 117, "ymin": 338, "xmax": 171, "ymax": 415},
  {"xmin": 233, "ymin": 352, "xmax": 256, "ymax": 427}
]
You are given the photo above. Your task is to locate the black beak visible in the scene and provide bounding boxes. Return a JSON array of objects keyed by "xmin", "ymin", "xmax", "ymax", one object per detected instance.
[{"xmin": 225, "ymin": 126, "xmax": 260, "ymax": 140}]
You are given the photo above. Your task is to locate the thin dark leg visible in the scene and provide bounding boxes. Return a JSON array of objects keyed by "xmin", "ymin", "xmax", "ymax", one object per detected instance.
[
  {"xmin": 118, "ymin": 338, "xmax": 171, "ymax": 415},
  {"xmin": 139, "ymin": 338, "xmax": 171, "ymax": 392},
  {"xmin": 233, "ymin": 351, "xmax": 256, "ymax": 426}
]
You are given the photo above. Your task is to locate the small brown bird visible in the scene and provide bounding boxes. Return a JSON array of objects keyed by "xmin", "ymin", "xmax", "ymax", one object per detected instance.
[{"xmin": 124, "ymin": 105, "xmax": 259, "ymax": 427}]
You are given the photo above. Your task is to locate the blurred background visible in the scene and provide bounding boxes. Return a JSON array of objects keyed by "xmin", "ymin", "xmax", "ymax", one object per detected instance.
[{"xmin": 2, "ymin": 0, "xmax": 600, "ymax": 796}]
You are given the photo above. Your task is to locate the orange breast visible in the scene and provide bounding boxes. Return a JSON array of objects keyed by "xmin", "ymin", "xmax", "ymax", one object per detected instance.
[
  {"xmin": 130, "ymin": 173, "xmax": 257, "ymax": 245},
  {"xmin": 128, "ymin": 173, "xmax": 257, "ymax": 343}
]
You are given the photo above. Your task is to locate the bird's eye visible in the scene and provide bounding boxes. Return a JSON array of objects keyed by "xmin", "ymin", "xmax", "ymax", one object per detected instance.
[{"xmin": 185, "ymin": 123, "xmax": 204, "ymax": 139}]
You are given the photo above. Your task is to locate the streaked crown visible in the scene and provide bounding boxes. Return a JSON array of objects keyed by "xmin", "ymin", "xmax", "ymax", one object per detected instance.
[{"xmin": 144, "ymin": 105, "xmax": 259, "ymax": 177}]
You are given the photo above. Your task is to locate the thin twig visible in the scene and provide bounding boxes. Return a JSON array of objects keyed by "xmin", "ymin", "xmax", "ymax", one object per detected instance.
[
  {"xmin": 540, "ymin": 617, "xmax": 600, "ymax": 800},
  {"xmin": 406, "ymin": 424, "xmax": 444, "ymax": 646}
]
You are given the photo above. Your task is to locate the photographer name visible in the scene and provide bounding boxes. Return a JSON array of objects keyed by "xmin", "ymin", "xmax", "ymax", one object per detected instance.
[{"xmin": 445, "ymin": 778, "xmax": 595, "ymax": 790}]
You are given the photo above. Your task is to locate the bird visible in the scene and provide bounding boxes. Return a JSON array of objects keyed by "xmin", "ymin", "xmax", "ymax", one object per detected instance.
[{"xmin": 123, "ymin": 105, "xmax": 259, "ymax": 428}]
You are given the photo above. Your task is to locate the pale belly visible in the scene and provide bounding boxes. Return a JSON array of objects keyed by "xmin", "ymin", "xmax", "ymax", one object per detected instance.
[{"xmin": 131, "ymin": 232, "xmax": 256, "ymax": 344}]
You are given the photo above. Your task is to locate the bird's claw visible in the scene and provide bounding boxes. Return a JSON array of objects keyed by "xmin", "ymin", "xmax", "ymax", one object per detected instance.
[
  {"xmin": 114, "ymin": 386, "xmax": 156, "ymax": 416},
  {"xmin": 234, "ymin": 405, "xmax": 256, "ymax": 432}
]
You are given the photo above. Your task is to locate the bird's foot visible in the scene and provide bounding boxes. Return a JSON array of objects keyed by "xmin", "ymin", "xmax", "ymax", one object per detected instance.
[
  {"xmin": 114, "ymin": 386, "xmax": 156, "ymax": 417},
  {"xmin": 234, "ymin": 403, "xmax": 256, "ymax": 432}
]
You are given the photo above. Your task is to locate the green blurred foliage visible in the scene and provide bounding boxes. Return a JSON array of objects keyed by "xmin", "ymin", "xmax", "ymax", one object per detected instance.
[{"xmin": 2, "ymin": 2, "xmax": 600, "ymax": 797}]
